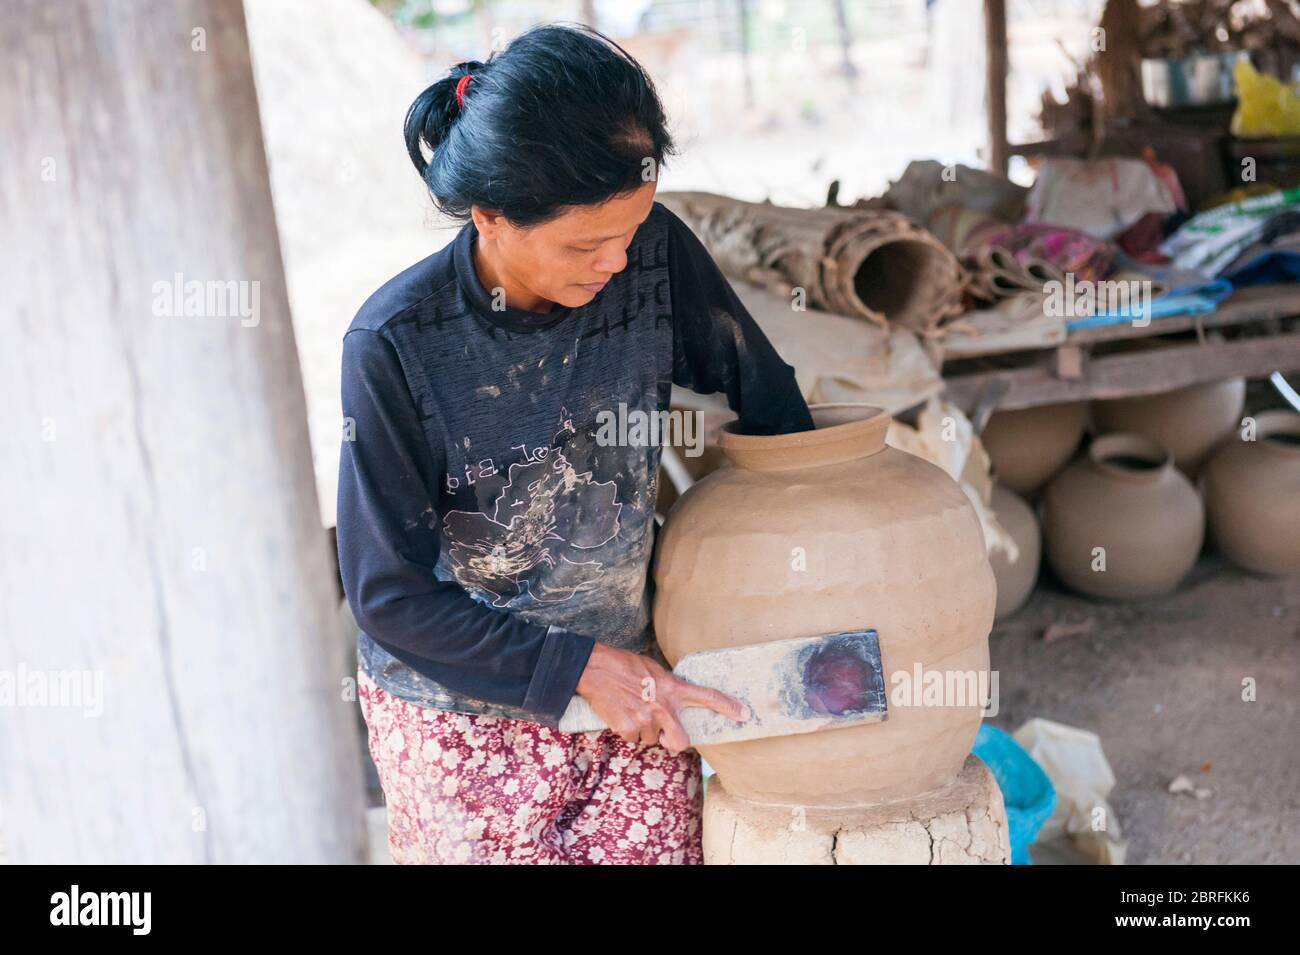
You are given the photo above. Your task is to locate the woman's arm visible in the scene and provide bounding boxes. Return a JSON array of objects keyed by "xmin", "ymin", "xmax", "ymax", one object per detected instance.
[
  {"xmin": 336, "ymin": 328, "xmax": 595, "ymax": 725},
  {"xmin": 662, "ymin": 204, "xmax": 815, "ymax": 435}
]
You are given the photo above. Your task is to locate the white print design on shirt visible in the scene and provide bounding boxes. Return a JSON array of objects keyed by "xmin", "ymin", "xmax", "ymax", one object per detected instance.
[{"xmin": 440, "ymin": 414, "xmax": 625, "ymax": 610}]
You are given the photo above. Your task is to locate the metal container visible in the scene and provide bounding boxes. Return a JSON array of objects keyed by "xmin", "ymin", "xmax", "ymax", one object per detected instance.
[{"xmin": 1141, "ymin": 52, "xmax": 1248, "ymax": 108}]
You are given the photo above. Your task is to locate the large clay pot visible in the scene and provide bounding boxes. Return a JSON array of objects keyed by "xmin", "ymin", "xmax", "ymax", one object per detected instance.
[
  {"xmin": 988, "ymin": 484, "xmax": 1040, "ymax": 620},
  {"xmin": 1042, "ymin": 433, "xmax": 1204, "ymax": 599},
  {"xmin": 653, "ymin": 404, "xmax": 995, "ymax": 807},
  {"xmin": 981, "ymin": 402, "xmax": 1087, "ymax": 495},
  {"xmin": 1202, "ymin": 411, "xmax": 1300, "ymax": 575},
  {"xmin": 656, "ymin": 443, "xmax": 727, "ymax": 515},
  {"xmin": 1091, "ymin": 378, "xmax": 1245, "ymax": 474}
]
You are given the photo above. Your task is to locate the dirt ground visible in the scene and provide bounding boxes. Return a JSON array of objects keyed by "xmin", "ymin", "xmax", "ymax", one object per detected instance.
[{"xmin": 989, "ymin": 556, "xmax": 1300, "ymax": 864}]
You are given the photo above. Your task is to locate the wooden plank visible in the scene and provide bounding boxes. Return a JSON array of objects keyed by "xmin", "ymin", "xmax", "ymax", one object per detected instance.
[
  {"xmin": 944, "ymin": 331, "xmax": 1300, "ymax": 412},
  {"xmin": 940, "ymin": 285, "xmax": 1300, "ymax": 361},
  {"xmin": 1009, "ymin": 135, "xmax": 1090, "ymax": 158},
  {"xmin": 1054, "ymin": 345, "xmax": 1086, "ymax": 379}
]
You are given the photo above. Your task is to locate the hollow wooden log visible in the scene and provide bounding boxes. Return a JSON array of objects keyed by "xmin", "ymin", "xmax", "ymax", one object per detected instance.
[{"xmin": 659, "ymin": 191, "xmax": 967, "ymax": 332}]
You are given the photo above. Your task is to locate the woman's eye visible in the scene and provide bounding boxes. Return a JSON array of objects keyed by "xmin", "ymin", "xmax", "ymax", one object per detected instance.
[{"xmin": 572, "ymin": 246, "xmax": 598, "ymax": 254}]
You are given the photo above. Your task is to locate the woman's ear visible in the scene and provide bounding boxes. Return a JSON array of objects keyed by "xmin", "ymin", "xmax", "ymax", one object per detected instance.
[{"xmin": 470, "ymin": 205, "xmax": 507, "ymax": 241}]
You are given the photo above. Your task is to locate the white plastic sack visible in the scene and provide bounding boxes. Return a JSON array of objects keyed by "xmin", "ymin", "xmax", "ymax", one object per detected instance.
[{"xmin": 1013, "ymin": 717, "xmax": 1127, "ymax": 865}]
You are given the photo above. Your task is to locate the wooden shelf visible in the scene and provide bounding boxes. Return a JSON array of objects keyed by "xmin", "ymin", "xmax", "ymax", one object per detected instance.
[
  {"xmin": 945, "ymin": 326, "xmax": 1300, "ymax": 413},
  {"xmin": 942, "ymin": 284, "xmax": 1300, "ymax": 413},
  {"xmin": 1067, "ymin": 285, "xmax": 1300, "ymax": 346}
]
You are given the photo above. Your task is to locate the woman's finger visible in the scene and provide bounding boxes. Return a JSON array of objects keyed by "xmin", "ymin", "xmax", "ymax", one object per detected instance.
[
  {"xmin": 655, "ymin": 707, "xmax": 691, "ymax": 754},
  {"xmin": 671, "ymin": 679, "xmax": 750, "ymax": 723}
]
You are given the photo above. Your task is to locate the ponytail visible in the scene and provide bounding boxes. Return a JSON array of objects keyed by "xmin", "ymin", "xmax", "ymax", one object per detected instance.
[{"xmin": 403, "ymin": 60, "xmax": 482, "ymax": 177}]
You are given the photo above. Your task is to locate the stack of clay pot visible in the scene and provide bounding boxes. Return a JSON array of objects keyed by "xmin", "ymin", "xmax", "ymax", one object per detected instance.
[
  {"xmin": 1201, "ymin": 411, "xmax": 1300, "ymax": 575},
  {"xmin": 979, "ymin": 404, "xmax": 1078, "ymax": 618},
  {"xmin": 981, "ymin": 381, "xmax": 1297, "ymax": 604},
  {"xmin": 654, "ymin": 404, "xmax": 995, "ymax": 807},
  {"xmin": 1042, "ymin": 433, "xmax": 1204, "ymax": 599},
  {"xmin": 981, "ymin": 402, "xmax": 1088, "ymax": 497},
  {"xmin": 1088, "ymin": 379, "xmax": 1299, "ymax": 577},
  {"xmin": 1090, "ymin": 378, "xmax": 1246, "ymax": 476}
]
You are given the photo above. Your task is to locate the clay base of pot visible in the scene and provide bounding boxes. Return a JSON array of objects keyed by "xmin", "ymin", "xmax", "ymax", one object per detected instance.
[{"xmin": 701, "ymin": 755, "xmax": 1010, "ymax": 865}]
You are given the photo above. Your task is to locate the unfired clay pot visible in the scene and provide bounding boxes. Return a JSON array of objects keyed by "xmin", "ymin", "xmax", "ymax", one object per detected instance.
[
  {"xmin": 988, "ymin": 484, "xmax": 1040, "ymax": 620},
  {"xmin": 1202, "ymin": 411, "xmax": 1300, "ymax": 575},
  {"xmin": 1042, "ymin": 433, "xmax": 1204, "ymax": 599},
  {"xmin": 653, "ymin": 404, "xmax": 995, "ymax": 807},
  {"xmin": 1091, "ymin": 378, "xmax": 1245, "ymax": 474},
  {"xmin": 981, "ymin": 402, "xmax": 1088, "ymax": 496}
]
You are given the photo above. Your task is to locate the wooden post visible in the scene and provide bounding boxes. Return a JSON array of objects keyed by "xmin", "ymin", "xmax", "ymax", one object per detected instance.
[
  {"xmin": 1096, "ymin": 0, "xmax": 1144, "ymax": 125},
  {"xmin": 984, "ymin": 0, "xmax": 1009, "ymax": 175},
  {"xmin": 0, "ymin": 0, "xmax": 367, "ymax": 862}
]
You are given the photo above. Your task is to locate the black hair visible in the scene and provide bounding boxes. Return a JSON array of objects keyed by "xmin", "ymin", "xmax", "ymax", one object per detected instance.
[{"xmin": 403, "ymin": 22, "xmax": 676, "ymax": 227}]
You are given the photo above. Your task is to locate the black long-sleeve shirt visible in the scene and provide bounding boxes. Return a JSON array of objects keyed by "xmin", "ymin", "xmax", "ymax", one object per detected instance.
[{"xmin": 337, "ymin": 200, "xmax": 812, "ymax": 727}]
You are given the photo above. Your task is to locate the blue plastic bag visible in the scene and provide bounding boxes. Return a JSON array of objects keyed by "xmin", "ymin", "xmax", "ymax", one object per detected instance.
[{"xmin": 972, "ymin": 724, "xmax": 1056, "ymax": 865}]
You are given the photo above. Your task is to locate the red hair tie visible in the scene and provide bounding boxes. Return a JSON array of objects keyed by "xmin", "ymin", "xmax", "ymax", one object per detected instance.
[{"xmin": 455, "ymin": 74, "xmax": 472, "ymax": 110}]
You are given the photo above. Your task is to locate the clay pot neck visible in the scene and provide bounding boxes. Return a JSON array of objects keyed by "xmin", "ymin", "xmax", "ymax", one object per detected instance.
[
  {"xmin": 1088, "ymin": 433, "xmax": 1171, "ymax": 483},
  {"xmin": 719, "ymin": 403, "xmax": 890, "ymax": 472},
  {"xmin": 1253, "ymin": 410, "xmax": 1300, "ymax": 458}
]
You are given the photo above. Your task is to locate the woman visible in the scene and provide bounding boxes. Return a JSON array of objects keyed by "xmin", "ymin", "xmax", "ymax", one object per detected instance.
[{"xmin": 338, "ymin": 22, "xmax": 813, "ymax": 865}]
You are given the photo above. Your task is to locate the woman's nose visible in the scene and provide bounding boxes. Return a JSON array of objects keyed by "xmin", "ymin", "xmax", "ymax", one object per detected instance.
[{"xmin": 593, "ymin": 248, "xmax": 627, "ymax": 275}]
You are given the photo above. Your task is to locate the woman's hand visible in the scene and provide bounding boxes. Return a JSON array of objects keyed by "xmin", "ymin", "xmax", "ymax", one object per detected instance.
[{"xmin": 575, "ymin": 643, "xmax": 750, "ymax": 755}]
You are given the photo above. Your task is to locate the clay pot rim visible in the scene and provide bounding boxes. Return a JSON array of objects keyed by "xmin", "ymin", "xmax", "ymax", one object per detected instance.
[
  {"xmin": 1087, "ymin": 432, "xmax": 1172, "ymax": 482},
  {"xmin": 719, "ymin": 403, "xmax": 891, "ymax": 471},
  {"xmin": 1251, "ymin": 410, "xmax": 1300, "ymax": 456}
]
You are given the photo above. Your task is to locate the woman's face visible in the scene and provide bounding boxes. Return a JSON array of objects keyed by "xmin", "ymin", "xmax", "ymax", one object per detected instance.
[{"xmin": 472, "ymin": 179, "xmax": 658, "ymax": 310}]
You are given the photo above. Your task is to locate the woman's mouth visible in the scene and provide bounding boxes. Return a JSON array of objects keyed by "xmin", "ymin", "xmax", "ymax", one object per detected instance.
[{"xmin": 576, "ymin": 281, "xmax": 608, "ymax": 293}]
